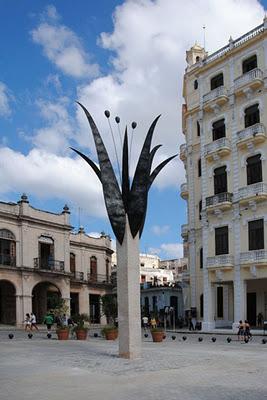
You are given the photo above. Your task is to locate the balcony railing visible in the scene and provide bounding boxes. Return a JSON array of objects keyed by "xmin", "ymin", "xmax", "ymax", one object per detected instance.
[
  {"xmin": 236, "ymin": 123, "xmax": 265, "ymax": 144},
  {"xmin": 181, "ymin": 224, "xmax": 189, "ymax": 238},
  {"xmin": 87, "ymin": 273, "xmax": 111, "ymax": 284},
  {"xmin": 33, "ymin": 258, "xmax": 64, "ymax": 272},
  {"xmin": 235, "ymin": 182, "xmax": 267, "ymax": 202},
  {"xmin": 180, "ymin": 183, "xmax": 188, "ymax": 199},
  {"xmin": 203, "ymin": 86, "xmax": 228, "ymax": 104},
  {"xmin": 206, "ymin": 255, "xmax": 234, "ymax": 268},
  {"xmin": 180, "ymin": 144, "xmax": 187, "ymax": 161},
  {"xmin": 206, "ymin": 192, "xmax": 233, "ymax": 207},
  {"xmin": 240, "ymin": 250, "xmax": 267, "ymax": 264},
  {"xmin": 204, "ymin": 137, "xmax": 231, "ymax": 158},
  {"xmin": 0, "ymin": 254, "xmax": 16, "ymax": 267},
  {"xmin": 71, "ymin": 271, "xmax": 85, "ymax": 281},
  {"xmin": 234, "ymin": 68, "xmax": 263, "ymax": 90}
]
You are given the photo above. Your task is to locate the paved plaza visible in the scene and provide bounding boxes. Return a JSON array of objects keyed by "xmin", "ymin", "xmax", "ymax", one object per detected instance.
[{"xmin": 0, "ymin": 330, "xmax": 266, "ymax": 400}]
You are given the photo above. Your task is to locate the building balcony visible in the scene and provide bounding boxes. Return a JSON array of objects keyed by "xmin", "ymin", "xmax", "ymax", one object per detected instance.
[
  {"xmin": 0, "ymin": 254, "xmax": 16, "ymax": 267},
  {"xmin": 234, "ymin": 68, "xmax": 263, "ymax": 97},
  {"xmin": 70, "ymin": 271, "xmax": 85, "ymax": 281},
  {"xmin": 33, "ymin": 258, "xmax": 65, "ymax": 272},
  {"xmin": 236, "ymin": 123, "xmax": 266, "ymax": 148},
  {"xmin": 181, "ymin": 224, "xmax": 189, "ymax": 239},
  {"xmin": 179, "ymin": 144, "xmax": 187, "ymax": 162},
  {"xmin": 203, "ymin": 87, "xmax": 228, "ymax": 112},
  {"xmin": 235, "ymin": 182, "xmax": 267, "ymax": 205},
  {"xmin": 87, "ymin": 273, "xmax": 111, "ymax": 285},
  {"xmin": 240, "ymin": 250, "xmax": 267, "ymax": 265},
  {"xmin": 206, "ymin": 192, "xmax": 233, "ymax": 212},
  {"xmin": 204, "ymin": 137, "xmax": 231, "ymax": 161},
  {"xmin": 180, "ymin": 183, "xmax": 188, "ymax": 200},
  {"xmin": 206, "ymin": 255, "xmax": 234, "ymax": 269}
]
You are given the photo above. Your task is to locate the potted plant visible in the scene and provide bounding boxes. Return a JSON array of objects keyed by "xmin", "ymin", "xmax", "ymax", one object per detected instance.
[
  {"xmin": 50, "ymin": 299, "xmax": 70, "ymax": 340},
  {"xmin": 101, "ymin": 325, "xmax": 118, "ymax": 340},
  {"xmin": 72, "ymin": 313, "xmax": 90, "ymax": 340},
  {"xmin": 101, "ymin": 294, "xmax": 118, "ymax": 340},
  {"xmin": 150, "ymin": 327, "xmax": 165, "ymax": 342}
]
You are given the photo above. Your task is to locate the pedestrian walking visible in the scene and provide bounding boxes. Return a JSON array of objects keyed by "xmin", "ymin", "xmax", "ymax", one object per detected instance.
[
  {"xmin": 257, "ymin": 312, "xmax": 263, "ymax": 327},
  {"xmin": 244, "ymin": 320, "xmax": 252, "ymax": 341},
  {"xmin": 24, "ymin": 313, "xmax": 31, "ymax": 331},
  {"xmin": 237, "ymin": 320, "xmax": 245, "ymax": 341},
  {"xmin": 142, "ymin": 316, "xmax": 149, "ymax": 331},
  {"xmin": 43, "ymin": 312, "xmax": 54, "ymax": 333},
  {"xmin": 30, "ymin": 312, "xmax": 39, "ymax": 331},
  {"xmin": 188, "ymin": 312, "xmax": 194, "ymax": 331},
  {"xmin": 150, "ymin": 316, "xmax": 157, "ymax": 329}
]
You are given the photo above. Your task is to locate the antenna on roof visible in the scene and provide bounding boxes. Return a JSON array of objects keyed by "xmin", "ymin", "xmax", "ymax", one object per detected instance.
[{"xmin": 203, "ymin": 25, "xmax": 206, "ymax": 50}]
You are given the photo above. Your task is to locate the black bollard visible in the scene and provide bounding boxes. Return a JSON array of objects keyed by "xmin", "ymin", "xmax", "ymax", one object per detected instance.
[
  {"xmin": 182, "ymin": 336, "xmax": 187, "ymax": 341},
  {"xmin": 171, "ymin": 335, "xmax": 176, "ymax": 340},
  {"xmin": 244, "ymin": 337, "xmax": 249, "ymax": 344},
  {"xmin": 227, "ymin": 337, "xmax": 232, "ymax": 343},
  {"xmin": 94, "ymin": 333, "xmax": 98, "ymax": 338},
  {"xmin": 198, "ymin": 337, "xmax": 203, "ymax": 342},
  {"xmin": 47, "ymin": 333, "xmax": 52, "ymax": 339},
  {"xmin": 28, "ymin": 333, "xmax": 33, "ymax": 339},
  {"xmin": 8, "ymin": 333, "xmax": 14, "ymax": 339},
  {"xmin": 211, "ymin": 337, "xmax": 216, "ymax": 342},
  {"xmin": 262, "ymin": 338, "xmax": 266, "ymax": 344},
  {"xmin": 144, "ymin": 333, "xmax": 148, "ymax": 338}
]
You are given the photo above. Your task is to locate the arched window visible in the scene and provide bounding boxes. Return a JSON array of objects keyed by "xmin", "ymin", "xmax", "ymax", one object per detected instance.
[
  {"xmin": 242, "ymin": 55, "xmax": 257, "ymax": 74},
  {"xmin": 200, "ymin": 248, "xmax": 203, "ymax": 269},
  {"xmin": 214, "ymin": 166, "xmax": 227, "ymax": 194},
  {"xmin": 244, "ymin": 104, "xmax": 259, "ymax": 128},
  {"xmin": 212, "ymin": 118, "xmax": 225, "ymax": 141},
  {"xmin": 90, "ymin": 256, "xmax": 97, "ymax": 282},
  {"xmin": 0, "ymin": 229, "xmax": 16, "ymax": 266},
  {"xmin": 198, "ymin": 159, "xmax": 202, "ymax": 177},
  {"xmin": 247, "ymin": 154, "xmax": 262, "ymax": 185},
  {"xmin": 70, "ymin": 253, "xmax": 76, "ymax": 274},
  {"xmin": 211, "ymin": 73, "xmax": 223, "ymax": 90},
  {"xmin": 200, "ymin": 294, "xmax": 203, "ymax": 318},
  {"xmin": 105, "ymin": 258, "xmax": 110, "ymax": 283}
]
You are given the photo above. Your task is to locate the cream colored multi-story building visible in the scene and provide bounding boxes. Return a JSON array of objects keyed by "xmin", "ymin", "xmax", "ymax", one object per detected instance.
[
  {"xmin": 181, "ymin": 19, "xmax": 267, "ymax": 330},
  {"xmin": 0, "ymin": 194, "xmax": 113, "ymax": 326}
]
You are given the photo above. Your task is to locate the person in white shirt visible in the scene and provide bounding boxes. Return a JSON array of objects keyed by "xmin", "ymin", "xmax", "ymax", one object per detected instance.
[{"xmin": 30, "ymin": 312, "xmax": 39, "ymax": 331}]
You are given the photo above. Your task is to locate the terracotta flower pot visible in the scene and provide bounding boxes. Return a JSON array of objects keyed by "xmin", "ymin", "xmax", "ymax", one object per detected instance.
[
  {"xmin": 105, "ymin": 329, "xmax": 118, "ymax": 340},
  {"xmin": 151, "ymin": 331, "xmax": 164, "ymax": 342},
  {"xmin": 57, "ymin": 329, "xmax": 69, "ymax": 340},
  {"xmin": 76, "ymin": 329, "xmax": 88, "ymax": 340}
]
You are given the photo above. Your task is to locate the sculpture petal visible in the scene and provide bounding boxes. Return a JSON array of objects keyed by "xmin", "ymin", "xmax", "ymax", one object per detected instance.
[
  {"xmin": 70, "ymin": 147, "xmax": 102, "ymax": 182},
  {"xmin": 149, "ymin": 155, "xmax": 178, "ymax": 188},
  {"xmin": 122, "ymin": 127, "xmax": 130, "ymax": 213},
  {"xmin": 128, "ymin": 115, "xmax": 161, "ymax": 238},
  {"xmin": 77, "ymin": 102, "xmax": 126, "ymax": 244}
]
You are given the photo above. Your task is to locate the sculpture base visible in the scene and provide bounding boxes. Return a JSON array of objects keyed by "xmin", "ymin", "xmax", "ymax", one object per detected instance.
[{"xmin": 117, "ymin": 218, "xmax": 141, "ymax": 359}]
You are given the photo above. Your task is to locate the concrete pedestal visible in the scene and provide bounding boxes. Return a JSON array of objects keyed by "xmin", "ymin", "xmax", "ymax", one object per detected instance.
[{"xmin": 116, "ymin": 219, "xmax": 141, "ymax": 359}]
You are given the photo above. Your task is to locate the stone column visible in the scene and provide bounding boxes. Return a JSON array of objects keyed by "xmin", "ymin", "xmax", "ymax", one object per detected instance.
[
  {"xmin": 79, "ymin": 287, "xmax": 89, "ymax": 315},
  {"xmin": 202, "ymin": 269, "xmax": 215, "ymax": 331},
  {"xmin": 234, "ymin": 278, "xmax": 247, "ymax": 322},
  {"xmin": 116, "ymin": 218, "xmax": 141, "ymax": 359}
]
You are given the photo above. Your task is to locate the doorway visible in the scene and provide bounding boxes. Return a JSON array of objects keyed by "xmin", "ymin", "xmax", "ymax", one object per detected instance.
[
  {"xmin": 0, "ymin": 280, "xmax": 16, "ymax": 324},
  {"xmin": 70, "ymin": 293, "xmax": 79, "ymax": 316},
  {"xmin": 89, "ymin": 294, "xmax": 100, "ymax": 323},
  {"xmin": 247, "ymin": 292, "xmax": 256, "ymax": 326}
]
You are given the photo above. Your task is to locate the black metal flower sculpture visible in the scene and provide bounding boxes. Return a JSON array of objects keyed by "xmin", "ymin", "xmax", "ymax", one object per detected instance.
[{"xmin": 71, "ymin": 102, "xmax": 177, "ymax": 245}]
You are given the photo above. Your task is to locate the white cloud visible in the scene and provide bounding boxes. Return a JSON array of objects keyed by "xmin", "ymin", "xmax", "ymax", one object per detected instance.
[
  {"xmin": 0, "ymin": 147, "xmax": 106, "ymax": 218},
  {"xmin": 160, "ymin": 243, "xmax": 184, "ymax": 259},
  {"xmin": 46, "ymin": 74, "xmax": 62, "ymax": 91},
  {"xmin": 31, "ymin": 6, "xmax": 99, "ymax": 78},
  {"xmin": 76, "ymin": 0, "xmax": 264, "ymax": 188},
  {"xmin": 148, "ymin": 242, "xmax": 184, "ymax": 258},
  {"xmin": 151, "ymin": 224, "xmax": 170, "ymax": 236},
  {"xmin": 31, "ymin": 97, "xmax": 74, "ymax": 154},
  {"xmin": 0, "ymin": 82, "xmax": 12, "ymax": 117}
]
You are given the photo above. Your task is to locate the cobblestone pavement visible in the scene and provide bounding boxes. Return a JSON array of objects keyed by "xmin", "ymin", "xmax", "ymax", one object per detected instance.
[{"xmin": 0, "ymin": 330, "xmax": 266, "ymax": 400}]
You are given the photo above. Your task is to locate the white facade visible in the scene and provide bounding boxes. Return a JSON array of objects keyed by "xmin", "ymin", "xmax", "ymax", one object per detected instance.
[{"xmin": 181, "ymin": 20, "xmax": 267, "ymax": 330}]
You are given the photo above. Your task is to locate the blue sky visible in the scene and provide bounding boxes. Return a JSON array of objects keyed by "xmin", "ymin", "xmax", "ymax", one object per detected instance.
[{"xmin": 0, "ymin": 0, "xmax": 265, "ymax": 259}]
